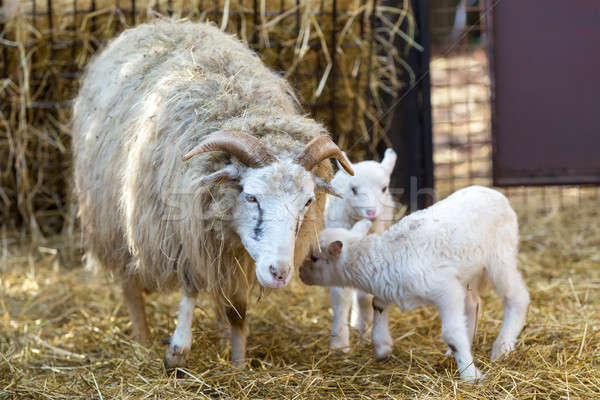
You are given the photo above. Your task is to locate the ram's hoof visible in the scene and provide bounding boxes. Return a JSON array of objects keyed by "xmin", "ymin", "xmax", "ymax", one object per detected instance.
[{"xmin": 164, "ymin": 344, "xmax": 190, "ymax": 370}]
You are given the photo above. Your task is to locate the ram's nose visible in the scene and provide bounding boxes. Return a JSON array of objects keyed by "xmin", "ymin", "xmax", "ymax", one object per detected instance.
[
  {"xmin": 365, "ymin": 209, "xmax": 377, "ymax": 220},
  {"xmin": 268, "ymin": 263, "xmax": 291, "ymax": 287}
]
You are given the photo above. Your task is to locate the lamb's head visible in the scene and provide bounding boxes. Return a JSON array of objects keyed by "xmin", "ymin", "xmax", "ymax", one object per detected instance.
[
  {"xmin": 299, "ymin": 219, "xmax": 371, "ymax": 287},
  {"xmin": 336, "ymin": 148, "xmax": 397, "ymax": 221},
  {"xmin": 183, "ymin": 131, "xmax": 353, "ymax": 289}
]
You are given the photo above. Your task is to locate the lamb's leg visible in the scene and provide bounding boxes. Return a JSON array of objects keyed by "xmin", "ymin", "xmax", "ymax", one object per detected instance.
[
  {"xmin": 164, "ymin": 293, "xmax": 196, "ymax": 369},
  {"xmin": 330, "ymin": 286, "xmax": 352, "ymax": 352},
  {"xmin": 465, "ymin": 284, "xmax": 481, "ymax": 347},
  {"xmin": 121, "ymin": 277, "xmax": 151, "ymax": 346},
  {"xmin": 446, "ymin": 280, "xmax": 482, "ymax": 355},
  {"xmin": 371, "ymin": 297, "xmax": 393, "ymax": 360},
  {"xmin": 435, "ymin": 282, "xmax": 482, "ymax": 383},
  {"xmin": 224, "ymin": 291, "xmax": 248, "ymax": 367},
  {"xmin": 350, "ymin": 289, "xmax": 374, "ymax": 341},
  {"xmin": 488, "ymin": 259, "xmax": 530, "ymax": 360}
]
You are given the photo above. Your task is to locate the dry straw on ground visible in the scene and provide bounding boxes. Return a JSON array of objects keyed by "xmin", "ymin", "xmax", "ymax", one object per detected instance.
[
  {"xmin": 1, "ymin": 203, "xmax": 599, "ymax": 398},
  {"xmin": 0, "ymin": 0, "xmax": 417, "ymax": 235}
]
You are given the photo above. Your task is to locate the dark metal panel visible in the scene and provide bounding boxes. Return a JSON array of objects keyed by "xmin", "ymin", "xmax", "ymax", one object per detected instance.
[
  {"xmin": 489, "ymin": 0, "xmax": 600, "ymax": 186},
  {"xmin": 383, "ymin": 0, "xmax": 434, "ymax": 210}
]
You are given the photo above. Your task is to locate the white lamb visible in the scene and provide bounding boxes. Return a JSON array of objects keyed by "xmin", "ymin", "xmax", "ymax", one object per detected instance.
[
  {"xmin": 324, "ymin": 148, "xmax": 397, "ymax": 350},
  {"xmin": 300, "ymin": 186, "xmax": 530, "ymax": 382}
]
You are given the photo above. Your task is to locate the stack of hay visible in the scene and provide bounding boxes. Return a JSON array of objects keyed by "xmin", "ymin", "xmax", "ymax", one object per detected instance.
[{"xmin": 0, "ymin": 0, "xmax": 419, "ymax": 234}]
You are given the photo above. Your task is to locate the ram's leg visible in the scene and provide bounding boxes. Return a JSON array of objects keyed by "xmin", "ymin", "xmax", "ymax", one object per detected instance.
[
  {"xmin": 350, "ymin": 289, "xmax": 374, "ymax": 341},
  {"xmin": 371, "ymin": 297, "xmax": 393, "ymax": 360},
  {"xmin": 223, "ymin": 290, "xmax": 248, "ymax": 367},
  {"xmin": 330, "ymin": 286, "xmax": 352, "ymax": 352},
  {"xmin": 164, "ymin": 292, "xmax": 197, "ymax": 369},
  {"xmin": 121, "ymin": 277, "xmax": 151, "ymax": 346},
  {"xmin": 435, "ymin": 281, "xmax": 482, "ymax": 383}
]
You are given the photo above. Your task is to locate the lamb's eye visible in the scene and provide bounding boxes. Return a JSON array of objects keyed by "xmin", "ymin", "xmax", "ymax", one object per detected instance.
[
  {"xmin": 382, "ymin": 186, "xmax": 388, "ymax": 193},
  {"xmin": 351, "ymin": 186, "xmax": 358, "ymax": 195},
  {"xmin": 310, "ymin": 254, "xmax": 318, "ymax": 262},
  {"xmin": 245, "ymin": 194, "xmax": 257, "ymax": 203},
  {"xmin": 305, "ymin": 198, "xmax": 313, "ymax": 208}
]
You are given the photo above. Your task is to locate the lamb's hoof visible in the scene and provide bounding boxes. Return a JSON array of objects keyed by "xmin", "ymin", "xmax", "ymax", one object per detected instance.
[
  {"xmin": 330, "ymin": 331, "xmax": 351, "ymax": 353},
  {"xmin": 491, "ymin": 340, "xmax": 515, "ymax": 360},
  {"xmin": 460, "ymin": 367, "xmax": 483, "ymax": 383},
  {"xmin": 374, "ymin": 345, "xmax": 392, "ymax": 361},
  {"xmin": 330, "ymin": 344, "xmax": 351, "ymax": 354},
  {"xmin": 164, "ymin": 344, "xmax": 190, "ymax": 370}
]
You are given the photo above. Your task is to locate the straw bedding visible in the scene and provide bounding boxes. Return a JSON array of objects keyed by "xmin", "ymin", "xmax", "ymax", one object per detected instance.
[{"xmin": 1, "ymin": 204, "xmax": 598, "ymax": 398}]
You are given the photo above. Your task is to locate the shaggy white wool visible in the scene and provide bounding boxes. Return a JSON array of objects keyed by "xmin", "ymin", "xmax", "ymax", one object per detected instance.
[{"xmin": 72, "ymin": 20, "xmax": 333, "ymax": 367}]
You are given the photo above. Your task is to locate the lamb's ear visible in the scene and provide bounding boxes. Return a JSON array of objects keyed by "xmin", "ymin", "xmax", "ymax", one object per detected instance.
[
  {"xmin": 351, "ymin": 219, "xmax": 372, "ymax": 237},
  {"xmin": 335, "ymin": 151, "xmax": 353, "ymax": 175},
  {"xmin": 327, "ymin": 240, "xmax": 343, "ymax": 259},
  {"xmin": 194, "ymin": 165, "xmax": 240, "ymax": 186},
  {"xmin": 381, "ymin": 148, "xmax": 397, "ymax": 175}
]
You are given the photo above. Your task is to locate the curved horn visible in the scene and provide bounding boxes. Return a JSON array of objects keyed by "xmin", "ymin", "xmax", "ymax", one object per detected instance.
[
  {"xmin": 182, "ymin": 130, "xmax": 276, "ymax": 168},
  {"xmin": 295, "ymin": 136, "xmax": 354, "ymax": 176}
]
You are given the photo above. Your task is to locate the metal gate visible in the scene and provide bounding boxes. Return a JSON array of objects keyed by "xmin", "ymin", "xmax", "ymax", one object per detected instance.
[{"xmin": 489, "ymin": 0, "xmax": 600, "ymax": 186}]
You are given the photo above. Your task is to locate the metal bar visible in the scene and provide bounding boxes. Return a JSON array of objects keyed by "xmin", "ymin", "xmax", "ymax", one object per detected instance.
[
  {"xmin": 365, "ymin": 0, "xmax": 376, "ymax": 146},
  {"xmin": 329, "ymin": 0, "xmax": 337, "ymax": 139},
  {"xmin": 131, "ymin": 0, "xmax": 136, "ymax": 25},
  {"xmin": 0, "ymin": 0, "xmax": 8, "ymax": 79},
  {"xmin": 22, "ymin": 8, "xmax": 356, "ymax": 17}
]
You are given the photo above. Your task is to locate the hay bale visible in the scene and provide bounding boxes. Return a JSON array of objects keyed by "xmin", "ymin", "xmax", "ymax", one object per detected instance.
[{"xmin": 0, "ymin": 0, "xmax": 418, "ymax": 235}]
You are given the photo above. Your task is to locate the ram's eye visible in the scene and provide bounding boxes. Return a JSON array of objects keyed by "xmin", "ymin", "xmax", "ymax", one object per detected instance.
[
  {"xmin": 382, "ymin": 186, "xmax": 388, "ymax": 193},
  {"xmin": 245, "ymin": 194, "xmax": 257, "ymax": 203},
  {"xmin": 305, "ymin": 198, "xmax": 313, "ymax": 208},
  {"xmin": 351, "ymin": 186, "xmax": 358, "ymax": 195},
  {"xmin": 310, "ymin": 254, "xmax": 318, "ymax": 262}
]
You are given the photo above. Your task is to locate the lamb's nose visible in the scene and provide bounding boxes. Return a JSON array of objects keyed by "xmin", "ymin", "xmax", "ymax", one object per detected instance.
[
  {"xmin": 366, "ymin": 209, "xmax": 377, "ymax": 219},
  {"xmin": 269, "ymin": 265, "xmax": 289, "ymax": 282}
]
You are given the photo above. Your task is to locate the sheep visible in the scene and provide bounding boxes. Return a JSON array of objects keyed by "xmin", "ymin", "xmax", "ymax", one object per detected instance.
[
  {"xmin": 71, "ymin": 20, "xmax": 354, "ymax": 369},
  {"xmin": 324, "ymin": 148, "xmax": 397, "ymax": 351},
  {"xmin": 300, "ymin": 186, "xmax": 530, "ymax": 382}
]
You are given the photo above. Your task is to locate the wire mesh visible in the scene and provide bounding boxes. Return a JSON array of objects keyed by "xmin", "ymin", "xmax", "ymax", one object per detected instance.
[{"xmin": 429, "ymin": 0, "xmax": 600, "ymax": 217}]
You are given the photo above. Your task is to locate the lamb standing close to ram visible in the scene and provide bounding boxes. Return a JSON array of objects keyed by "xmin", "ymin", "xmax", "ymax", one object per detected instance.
[
  {"xmin": 300, "ymin": 186, "xmax": 530, "ymax": 382},
  {"xmin": 324, "ymin": 149, "xmax": 397, "ymax": 351},
  {"xmin": 72, "ymin": 20, "xmax": 353, "ymax": 368}
]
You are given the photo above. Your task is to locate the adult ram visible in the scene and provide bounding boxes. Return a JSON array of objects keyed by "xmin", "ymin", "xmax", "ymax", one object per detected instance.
[{"xmin": 72, "ymin": 20, "xmax": 353, "ymax": 368}]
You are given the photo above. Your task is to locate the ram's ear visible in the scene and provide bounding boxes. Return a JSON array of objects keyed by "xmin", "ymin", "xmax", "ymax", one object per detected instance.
[
  {"xmin": 193, "ymin": 165, "xmax": 240, "ymax": 186},
  {"xmin": 314, "ymin": 177, "xmax": 343, "ymax": 199},
  {"xmin": 381, "ymin": 148, "xmax": 397, "ymax": 175},
  {"xmin": 351, "ymin": 219, "xmax": 372, "ymax": 237},
  {"xmin": 327, "ymin": 240, "xmax": 343, "ymax": 260}
]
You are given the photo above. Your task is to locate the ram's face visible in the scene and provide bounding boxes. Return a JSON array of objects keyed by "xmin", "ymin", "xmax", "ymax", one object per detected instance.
[
  {"xmin": 182, "ymin": 131, "xmax": 353, "ymax": 289},
  {"xmin": 234, "ymin": 160, "xmax": 316, "ymax": 288}
]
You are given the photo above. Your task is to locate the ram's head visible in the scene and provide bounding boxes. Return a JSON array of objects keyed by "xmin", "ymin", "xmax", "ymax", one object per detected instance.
[{"xmin": 183, "ymin": 131, "xmax": 353, "ymax": 288}]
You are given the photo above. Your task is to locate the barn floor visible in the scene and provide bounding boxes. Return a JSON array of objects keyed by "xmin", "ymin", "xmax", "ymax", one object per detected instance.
[{"xmin": 1, "ymin": 204, "xmax": 599, "ymax": 399}]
